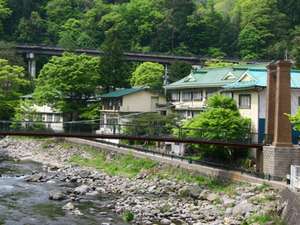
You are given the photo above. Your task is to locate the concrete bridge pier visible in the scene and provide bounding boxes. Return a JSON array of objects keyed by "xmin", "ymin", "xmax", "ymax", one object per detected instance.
[
  {"xmin": 262, "ymin": 60, "xmax": 300, "ymax": 179},
  {"xmin": 26, "ymin": 52, "xmax": 36, "ymax": 79}
]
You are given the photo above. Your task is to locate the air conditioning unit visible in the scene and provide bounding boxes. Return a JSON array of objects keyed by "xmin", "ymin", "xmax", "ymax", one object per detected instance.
[{"xmin": 290, "ymin": 165, "xmax": 300, "ymax": 191}]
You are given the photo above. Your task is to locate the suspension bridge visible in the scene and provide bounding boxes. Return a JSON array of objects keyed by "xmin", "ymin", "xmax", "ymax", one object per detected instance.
[{"xmin": 0, "ymin": 120, "xmax": 271, "ymax": 149}]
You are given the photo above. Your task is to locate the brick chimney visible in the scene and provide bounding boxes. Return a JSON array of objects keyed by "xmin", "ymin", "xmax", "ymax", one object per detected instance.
[
  {"xmin": 265, "ymin": 63, "xmax": 277, "ymax": 140},
  {"xmin": 272, "ymin": 60, "xmax": 293, "ymax": 147}
]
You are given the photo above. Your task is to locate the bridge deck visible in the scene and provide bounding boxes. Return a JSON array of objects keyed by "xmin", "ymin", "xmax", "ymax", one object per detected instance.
[
  {"xmin": 0, "ymin": 131, "xmax": 264, "ymax": 149},
  {"xmin": 16, "ymin": 45, "xmax": 205, "ymax": 65}
]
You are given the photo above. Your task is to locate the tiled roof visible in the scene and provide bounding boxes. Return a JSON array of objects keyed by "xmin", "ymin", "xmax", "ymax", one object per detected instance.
[
  {"xmin": 100, "ymin": 87, "xmax": 146, "ymax": 98},
  {"xmin": 165, "ymin": 64, "xmax": 267, "ymax": 90}
]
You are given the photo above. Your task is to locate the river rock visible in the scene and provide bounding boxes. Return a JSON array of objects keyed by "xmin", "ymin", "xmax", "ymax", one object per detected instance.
[
  {"xmin": 73, "ymin": 209, "xmax": 83, "ymax": 216},
  {"xmin": 222, "ymin": 196, "xmax": 235, "ymax": 207},
  {"xmin": 63, "ymin": 202, "xmax": 75, "ymax": 210},
  {"xmin": 232, "ymin": 200, "xmax": 253, "ymax": 216},
  {"xmin": 25, "ymin": 173, "xmax": 44, "ymax": 182},
  {"xmin": 178, "ymin": 185, "xmax": 201, "ymax": 198},
  {"xmin": 206, "ymin": 193, "xmax": 218, "ymax": 202},
  {"xmin": 160, "ymin": 218, "xmax": 171, "ymax": 225},
  {"xmin": 49, "ymin": 191, "xmax": 65, "ymax": 201},
  {"xmin": 74, "ymin": 184, "xmax": 90, "ymax": 195},
  {"xmin": 189, "ymin": 185, "xmax": 202, "ymax": 198}
]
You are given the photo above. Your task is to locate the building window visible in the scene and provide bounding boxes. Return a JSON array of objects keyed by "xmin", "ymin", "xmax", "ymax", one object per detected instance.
[
  {"xmin": 46, "ymin": 114, "xmax": 53, "ymax": 122},
  {"xmin": 171, "ymin": 92, "xmax": 180, "ymax": 101},
  {"xmin": 239, "ymin": 94, "xmax": 251, "ymax": 109},
  {"xmin": 182, "ymin": 91, "xmax": 192, "ymax": 101},
  {"xmin": 222, "ymin": 92, "xmax": 233, "ymax": 99},
  {"xmin": 298, "ymin": 96, "xmax": 300, "ymax": 106},
  {"xmin": 193, "ymin": 91, "xmax": 203, "ymax": 101},
  {"xmin": 54, "ymin": 114, "xmax": 61, "ymax": 123}
]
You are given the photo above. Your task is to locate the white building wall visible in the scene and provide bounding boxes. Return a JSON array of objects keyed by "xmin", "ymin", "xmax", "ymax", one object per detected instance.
[
  {"xmin": 121, "ymin": 91, "xmax": 166, "ymax": 112},
  {"xmin": 32, "ymin": 104, "xmax": 64, "ymax": 132},
  {"xmin": 233, "ymin": 91, "xmax": 259, "ymax": 133},
  {"xmin": 259, "ymin": 88, "xmax": 300, "ymax": 119}
]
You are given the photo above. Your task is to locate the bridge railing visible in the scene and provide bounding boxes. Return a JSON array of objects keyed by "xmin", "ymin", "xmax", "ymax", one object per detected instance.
[{"xmin": 0, "ymin": 120, "xmax": 272, "ymax": 146}]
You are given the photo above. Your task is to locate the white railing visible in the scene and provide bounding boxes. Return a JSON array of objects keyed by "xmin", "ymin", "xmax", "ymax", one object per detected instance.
[{"xmin": 290, "ymin": 165, "xmax": 300, "ymax": 192}]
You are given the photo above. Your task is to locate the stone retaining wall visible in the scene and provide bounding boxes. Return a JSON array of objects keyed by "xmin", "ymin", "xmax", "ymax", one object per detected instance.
[
  {"xmin": 280, "ymin": 189, "xmax": 300, "ymax": 225},
  {"xmin": 263, "ymin": 146, "xmax": 300, "ymax": 179},
  {"xmin": 66, "ymin": 138, "xmax": 287, "ymax": 189}
]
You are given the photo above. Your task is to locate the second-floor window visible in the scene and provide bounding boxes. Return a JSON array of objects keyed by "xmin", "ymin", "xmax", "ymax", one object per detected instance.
[
  {"xmin": 182, "ymin": 91, "xmax": 192, "ymax": 101},
  {"xmin": 239, "ymin": 94, "xmax": 251, "ymax": 109},
  {"xmin": 171, "ymin": 92, "xmax": 180, "ymax": 101},
  {"xmin": 193, "ymin": 91, "xmax": 203, "ymax": 101}
]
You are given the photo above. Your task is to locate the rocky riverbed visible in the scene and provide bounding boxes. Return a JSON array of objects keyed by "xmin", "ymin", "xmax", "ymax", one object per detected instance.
[{"xmin": 0, "ymin": 137, "xmax": 284, "ymax": 225}]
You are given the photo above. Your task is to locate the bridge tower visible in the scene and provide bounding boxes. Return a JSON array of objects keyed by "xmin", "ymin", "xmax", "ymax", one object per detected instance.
[{"xmin": 262, "ymin": 60, "xmax": 300, "ymax": 179}]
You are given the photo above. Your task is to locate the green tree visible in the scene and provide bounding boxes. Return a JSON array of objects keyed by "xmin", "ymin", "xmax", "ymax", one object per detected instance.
[
  {"xmin": 287, "ymin": 107, "xmax": 300, "ymax": 131},
  {"xmin": 151, "ymin": 0, "xmax": 195, "ymax": 53},
  {"xmin": 81, "ymin": 0, "xmax": 111, "ymax": 48},
  {"xmin": 0, "ymin": 41, "xmax": 24, "ymax": 66},
  {"xmin": 58, "ymin": 18, "xmax": 95, "ymax": 49},
  {"xmin": 0, "ymin": 0, "xmax": 11, "ymax": 36},
  {"xmin": 130, "ymin": 62, "xmax": 164, "ymax": 89},
  {"xmin": 186, "ymin": 2, "xmax": 232, "ymax": 56},
  {"xmin": 100, "ymin": 29, "xmax": 133, "ymax": 90},
  {"xmin": 117, "ymin": 0, "xmax": 164, "ymax": 52},
  {"xmin": 16, "ymin": 11, "xmax": 47, "ymax": 43},
  {"xmin": 11, "ymin": 99, "xmax": 46, "ymax": 130},
  {"xmin": 34, "ymin": 53, "xmax": 101, "ymax": 120},
  {"xmin": 179, "ymin": 95, "xmax": 251, "ymax": 161},
  {"xmin": 0, "ymin": 59, "xmax": 29, "ymax": 120},
  {"xmin": 45, "ymin": 0, "xmax": 92, "ymax": 43},
  {"xmin": 168, "ymin": 61, "xmax": 192, "ymax": 82},
  {"xmin": 235, "ymin": 0, "xmax": 289, "ymax": 60},
  {"xmin": 278, "ymin": 0, "xmax": 300, "ymax": 27}
]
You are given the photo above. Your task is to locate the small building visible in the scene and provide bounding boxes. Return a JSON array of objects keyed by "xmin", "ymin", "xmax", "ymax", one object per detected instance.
[
  {"xmin": 165, "ymin": 66, "xmax": 249, "ymax": 119},
  {"xmin": 222, "ymin": 67, "xmax": 300, "ymax": 144},
  {"xmin": 165, "ymin": 64, "xmax": 300, "ymax": 148},
  {"xmin": 98, "ymin": 87, "xmax": 167, "ymax": 135},
  {"xmin": 20, "ymin": 95, "xmax": 64, "ymax": 132}
]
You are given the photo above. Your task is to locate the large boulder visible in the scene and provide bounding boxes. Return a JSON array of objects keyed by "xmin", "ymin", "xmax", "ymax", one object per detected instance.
[
  {"xmin": 232, "ymin": 200, "xmax": 253, "ymax": 216},
  {"xmin": 49, "ymin": 191, "xmax": 65, "ymax": 201},
  {"xmin": 178, "ymin": 185, "xmax": 202, "ymax": 198},
  {"xmin": 74, "ymin": 184, "xmax": 91, "ymax": 195}
]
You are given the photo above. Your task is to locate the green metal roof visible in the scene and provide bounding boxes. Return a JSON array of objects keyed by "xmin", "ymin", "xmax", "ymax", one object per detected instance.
[
  {"xmin": 165, "ymin": 64, "xmax": 267, "ymax": 90},
  {"xmin": 223, "ymin": 68, "xmax": 300, "ymax": 90},
  {"xmin": 100, "ymin": 87, "xmax": 146, "ymax": 98}
]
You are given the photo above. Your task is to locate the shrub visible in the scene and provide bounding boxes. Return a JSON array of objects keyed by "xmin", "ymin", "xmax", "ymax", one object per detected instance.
[{"xmin": 177, "ymin": 95, "xmax": 251, "ymax": 162}]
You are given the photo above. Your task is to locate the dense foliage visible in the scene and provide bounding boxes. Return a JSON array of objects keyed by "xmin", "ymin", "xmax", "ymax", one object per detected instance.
[
  {"xmin": 1, "ymin": 0, "xmax": 300, "ymax": 63},
  {"xmin": 130, "ymin": 62, "xmax": 164, "ymax": 89},
  {"xmin": 33, "ymin": 53, "xmax": 101, "ymax": 120},
  {"xmin": 0, "ymin": 59, "xmax": 29, "ymax": 120},
  {"xmin": 179, "ymin": 95, "xmax": 251, "ymax": 161}
]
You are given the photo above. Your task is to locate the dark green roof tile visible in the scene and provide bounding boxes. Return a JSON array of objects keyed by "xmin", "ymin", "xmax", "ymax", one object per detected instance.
[{"xmin": 100, "ymin": 87, "xmax": 146, "ymax": 98}]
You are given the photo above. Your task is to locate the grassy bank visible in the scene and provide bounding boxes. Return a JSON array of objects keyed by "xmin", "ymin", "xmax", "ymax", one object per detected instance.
[{"xmin": 69, "ymin": 146, "xmax": 157, "ymax": 178}]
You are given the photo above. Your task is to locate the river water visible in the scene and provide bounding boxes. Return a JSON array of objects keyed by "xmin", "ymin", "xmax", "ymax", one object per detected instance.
[{"xmin": 0, "ymin": 159, "xmax": 127, "ymax": 225}]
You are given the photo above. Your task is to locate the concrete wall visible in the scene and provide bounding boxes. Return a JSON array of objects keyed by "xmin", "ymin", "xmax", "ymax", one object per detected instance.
[{"xmin": 121, "ymin": 91, "xmax": 166, "ymax": 112}]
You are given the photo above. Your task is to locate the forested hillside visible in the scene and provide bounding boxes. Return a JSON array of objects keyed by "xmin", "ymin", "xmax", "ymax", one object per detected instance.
[{"xmin": 1, "ymin": 0, "xmax": 300, "ymax": 62}]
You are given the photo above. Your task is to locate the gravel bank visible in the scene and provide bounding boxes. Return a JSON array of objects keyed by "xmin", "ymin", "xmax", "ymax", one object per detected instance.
[{"xmin": 0, "ymin": 137, "xmax": 284, "ymax": 225}]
